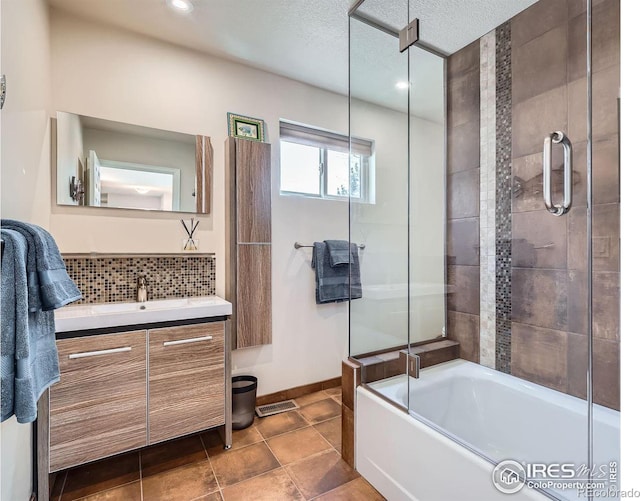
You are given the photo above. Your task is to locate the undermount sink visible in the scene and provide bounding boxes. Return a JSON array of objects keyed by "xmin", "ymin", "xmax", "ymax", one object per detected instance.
[{"xmin": 55, "ymin": 296, "xmax": 232, "ymax": 333}]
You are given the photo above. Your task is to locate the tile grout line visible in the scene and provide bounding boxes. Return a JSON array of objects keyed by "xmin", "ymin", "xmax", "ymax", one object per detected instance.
[
  {"xmin": 252, "ymin": 416, "xmax": 337, "ymax": 499},
  {"xmin": 57, "ymin": 470, "xmax": 68, "ymax": 501},
  {"xmin": 284, "ymin": 448, "xmax": 357, "ymax": 500},
  {"xmin": 307, "ymin": 477, "xmax": 363, "ymax": 501},
  {"xmin": 199, "ymin": 433, "xmax": 224, "ymax": 499},
  {"xmin": 191, "ymin": 492, "xmax": 222, "ymax": 501},
  {"xmin": 280, "ymin": 447, "xmax": 341, "ymax": 470},
  {"xmin": 261, "ymin": 432, "xmax": 283, "ymax": 469},
  {"xmin": 139, "ymin": 451, "xmax": 143, "ymax": 501},
  {"xmin": 252, "ymin": 424, "xmax": 265, "ymax": 442},
  {"xmin": 228, "ymin": 432, "xmax": 306, "ymax": 499},
  {"xmin": 256, "ymin": 410, "xmax": 312, "ymax": 440},
  {"xmin": 219, "ymin": 461, "xmax": 306, "ymax": 500},
  {"xmin": 73, "ymin": 481, "xmax": 142, "ymax": 501},
  {"xmin": 309, "ymin": 424, "xmax": 340, "ymax": 452},
  {"xmin": 277, "ymin": 460, "xmax": 306, "ymax": 500},
  {"xmin": 277, "ymin": 421, "xmax": 335, "ymax": 455}
]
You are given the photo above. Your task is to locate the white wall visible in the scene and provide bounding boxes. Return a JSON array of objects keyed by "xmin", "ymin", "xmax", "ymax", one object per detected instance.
[{"xmin": 0, "ymin": 0, "xmax": 51, "ymax": 499}]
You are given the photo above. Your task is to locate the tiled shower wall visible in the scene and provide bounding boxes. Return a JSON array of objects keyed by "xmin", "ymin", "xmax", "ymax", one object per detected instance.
[
  {"xmin": 446, "ymin": 0, "xmax": 620, "ymax": 410},
  {"xmin": 446, "ymin": 39, "xmax": 481, "ymax": 363},
  {"xmin": 64, "ymin": 254, "xmax": 216, "ymax": 304}
]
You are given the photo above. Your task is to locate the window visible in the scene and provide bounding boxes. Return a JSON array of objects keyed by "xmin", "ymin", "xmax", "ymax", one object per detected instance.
[{"xmin": 279, "ymin": 121, "xmax": 373, "ymax": 201}]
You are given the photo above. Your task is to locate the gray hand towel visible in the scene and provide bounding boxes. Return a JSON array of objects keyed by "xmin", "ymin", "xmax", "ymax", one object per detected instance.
[
  {"xmin": 1, "ymin": 219, "xmax": 81, "ymax": 310},
  {"xmin": 311, "ymin": 242, "xmax": 362, "ymax": 304},
  {"xmin": 1, "ymin": 229, "xmax": 60, "ymax": 424},
  {"xmin": 324, "ymin": 240, "xmax": 353, "ymax": 267}
]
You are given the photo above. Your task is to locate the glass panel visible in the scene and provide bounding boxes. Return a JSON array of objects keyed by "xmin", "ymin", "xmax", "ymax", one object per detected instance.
[
  {"xmin": 279, "ymin": 141, "xmax": 320, "ymax": 195},
  {"xmin": 348, "ymin": 0, "xmax": 410, "ymax": 405},
  {"xmin": 408, "ymin": 47, "xmax": 446, "ymax": 347}
]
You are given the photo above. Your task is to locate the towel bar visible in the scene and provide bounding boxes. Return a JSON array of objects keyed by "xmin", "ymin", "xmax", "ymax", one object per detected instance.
[{"xmin": 294, "ymin": 241, "xmax": 365, "ymax": 250}]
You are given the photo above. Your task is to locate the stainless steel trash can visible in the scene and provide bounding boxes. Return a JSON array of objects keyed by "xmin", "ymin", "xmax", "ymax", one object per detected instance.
[{"xmin": 231, "ymin": 375, "xmax": 258, "ymax": 430}]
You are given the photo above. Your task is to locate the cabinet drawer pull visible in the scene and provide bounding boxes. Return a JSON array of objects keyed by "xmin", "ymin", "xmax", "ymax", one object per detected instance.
[
  {"xmin": 69, "ymin": 347, "xmax": 132, "ymax": 359},
  {"xmin": 163, "ymin": 335, "xmax": 213, "ymax": 347}
]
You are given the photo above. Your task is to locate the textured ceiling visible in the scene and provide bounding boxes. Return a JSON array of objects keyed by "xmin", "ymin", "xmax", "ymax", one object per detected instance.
[{"xmin": 47, "ymin": 0, "xmax": 538, "ymax": 122}]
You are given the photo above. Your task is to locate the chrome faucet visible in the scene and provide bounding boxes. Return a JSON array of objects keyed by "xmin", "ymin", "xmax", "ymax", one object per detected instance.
[{"xmin": 136, "ymin": 275, "xmax": 148, "ymax": 303}]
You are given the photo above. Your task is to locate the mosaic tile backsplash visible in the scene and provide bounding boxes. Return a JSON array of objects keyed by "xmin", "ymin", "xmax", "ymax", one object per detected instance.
[{"xmin": 64, "ymin": 254, "xmax": 216, "ymax": 304}]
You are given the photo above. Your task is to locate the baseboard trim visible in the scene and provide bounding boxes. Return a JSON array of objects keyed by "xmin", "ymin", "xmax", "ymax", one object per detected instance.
[{"xmin": 255, "ymin": 376, "xmax": 341, "ymax": 407}]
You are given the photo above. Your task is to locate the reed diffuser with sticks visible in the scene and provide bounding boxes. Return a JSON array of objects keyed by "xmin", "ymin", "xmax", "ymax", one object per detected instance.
[{"xmin": 180, "ymin": 218, "xmax": 200, "ymax": 251}]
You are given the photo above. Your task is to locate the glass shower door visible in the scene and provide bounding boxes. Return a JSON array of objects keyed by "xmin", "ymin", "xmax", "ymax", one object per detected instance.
[{"xmin": 399, "ymin": 0, "xmax": 620, "ymax": 500}]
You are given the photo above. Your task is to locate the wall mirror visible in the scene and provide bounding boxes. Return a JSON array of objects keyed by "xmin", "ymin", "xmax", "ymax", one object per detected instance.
[{"xmin": 55, "ymin": 112, "xmax": 212, "ymax": 214}]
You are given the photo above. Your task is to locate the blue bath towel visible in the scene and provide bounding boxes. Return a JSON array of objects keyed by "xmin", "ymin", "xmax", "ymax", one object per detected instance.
[
  {"xmin": 324, "ymin": 240, "xmax": 353, "ymax": 267},
  {"xmin": 311, "ymin": 241, "xmax": 362, "ymax": 304},
  {"xmin": 1, "ymin": 229, "xmax": 60, "ymax": 423},
  {"xmin": 1, "ymin": 219, "xmax": 81, "ymax": 310},
  {"xmin": 2, "ymin": 223, "xmax": 40, "ymax": 312}
]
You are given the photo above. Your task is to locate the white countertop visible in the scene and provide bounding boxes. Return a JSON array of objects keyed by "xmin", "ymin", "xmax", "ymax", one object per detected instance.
[{"xmin": 55, "ymin": 296, "xmax": 232, "ymax": 333}]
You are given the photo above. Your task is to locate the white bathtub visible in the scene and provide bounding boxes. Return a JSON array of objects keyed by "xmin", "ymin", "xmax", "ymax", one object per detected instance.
[{"xmin": 357, "ymin": 359, "xmax": 620, "ymax": 501}]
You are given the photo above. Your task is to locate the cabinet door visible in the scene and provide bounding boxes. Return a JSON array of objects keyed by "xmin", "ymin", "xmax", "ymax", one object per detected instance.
[
  {"xmin": 49, "ymin": 330, "xmax": 147, "ymax": 472},
  {"xmin": 148, "ymin": 323, "xmax": 225, "ymax": 444},
  {"xmin": 237, "ymin": 244, "xmax": 272, "ymax": 348},
  {"xmin": 236, "ymin": 139, "xmax": 271, "ymax": 243}
]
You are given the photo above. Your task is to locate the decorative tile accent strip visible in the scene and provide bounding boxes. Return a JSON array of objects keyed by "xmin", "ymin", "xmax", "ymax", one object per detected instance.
[
  {"xmin": 495, "ymin": 21, "xmax": 512, "ymax": 374},
  {"xmin": 64, "ymin": 254, "xmax": 216, "ymax": 304},
  {"xmin": 480, "ymin": 30, "xmax": 497, "ymax": 369}
]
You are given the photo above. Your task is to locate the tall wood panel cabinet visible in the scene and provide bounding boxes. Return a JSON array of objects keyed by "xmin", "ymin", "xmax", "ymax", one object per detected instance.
[{"xmin": 225, "ymin": 136, "xmax": 272, "ymax": 348}]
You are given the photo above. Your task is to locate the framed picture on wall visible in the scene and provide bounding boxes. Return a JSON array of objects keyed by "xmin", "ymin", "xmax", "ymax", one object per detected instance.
[{"xmin": 227, "ymin": 112, "xmax": 265, "ymax": 142}]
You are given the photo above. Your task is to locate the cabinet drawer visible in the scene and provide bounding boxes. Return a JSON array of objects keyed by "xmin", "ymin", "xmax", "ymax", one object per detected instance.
[
  {"xmin": 148, "ymin": 323, "xmax": 225, "ymax": 444},
  {"xmin": 50, "ymin": 331, "xmax": 147, "ymax": 472}
]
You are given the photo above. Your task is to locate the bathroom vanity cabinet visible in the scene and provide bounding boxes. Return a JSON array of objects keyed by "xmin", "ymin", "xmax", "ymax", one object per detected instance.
[{"xmin": 42, "ymin": 317, "xmax": 230, "ymax": 474}]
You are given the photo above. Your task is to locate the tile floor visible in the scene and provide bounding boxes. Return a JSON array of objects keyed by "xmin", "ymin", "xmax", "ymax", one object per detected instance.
[{"xmin": 50, "ymin": 387, "xmax": 385, "ymax": 501}]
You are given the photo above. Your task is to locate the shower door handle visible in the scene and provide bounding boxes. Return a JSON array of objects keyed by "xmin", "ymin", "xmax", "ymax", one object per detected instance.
[{"xmin": 543, "ymin": 131, "xmax": 573, "ymax": 216}]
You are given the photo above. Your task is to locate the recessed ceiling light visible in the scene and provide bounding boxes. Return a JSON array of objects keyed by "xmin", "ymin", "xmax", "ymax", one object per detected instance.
[
  {"xmin": 134, "ymin": 186, "xmax": 150, "ymax": 194},
  {"xmin": 395, "ymin": 81, "xmax": 410, "ymax": 90},
  {"xmin": 167, "ymin": 0, "xmax": 193, "ymax": 14}
]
